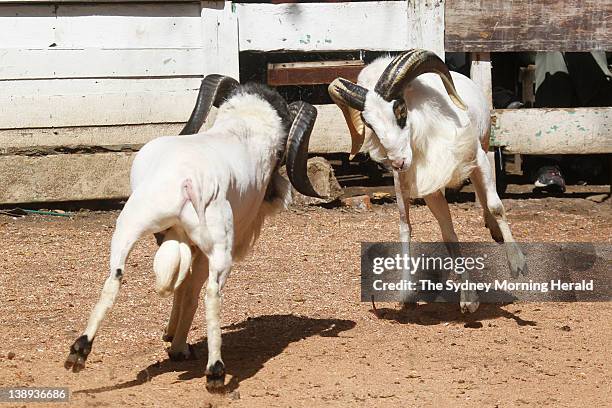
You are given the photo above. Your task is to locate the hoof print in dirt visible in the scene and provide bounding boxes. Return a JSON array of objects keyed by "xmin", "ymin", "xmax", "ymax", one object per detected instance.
[
  {"xmin": 167, "ymin": 344, "xmax": 197, "ymax": 362},
  {"xmin": 205, "ymin": 360, "xmax": 226, "ymax": 391},
  {"xmin": 65, "ymin": 335, "xmax": 93, "ymax": 373}
]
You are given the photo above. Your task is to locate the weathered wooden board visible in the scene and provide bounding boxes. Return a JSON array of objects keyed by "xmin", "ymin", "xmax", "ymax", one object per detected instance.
[
  {"xmin": 0, "ymin": 104, "xmax": 346, "ymax": 152},
  {"xmin": 235, "ymin": 2, "xmax": 412, "ymax": 52},
  {"xmin": 267, "ymin": 60, "xmax": 364, "ymax": 86},
  {"xmin": 0, "ymin": 3, "xmax": 202, "ymax": 49},
  {"xmin": 201, "ymin": 1, "xmax": 240, "ymax": 79},
  {"xmin": 0, "ymin": 103, "xmax": 348, "ymax": 204},
  {"xmin": 491, "ymin": 108, "xmax": 612, "ymax": 154},
  {"xmin": 445, "ymin": 0, "xmax": 612, "ymax": 51},
  {"xmin": 0, "ymin": 78, "xmax": 202, "ymax": 129},
  {"xmin": 0, "ymin": 123, "xmax": 182, "ymax": 153},
  {"xmin": 0, "ymin": 48, "xmax": 204, "ymax": 80},
  {"xmin": 470, "ymin": 52, "xmax": 492, "ymax": 109},
  {"xmin": 0, "ymin": 152, "xmax": 135, "ymax": 203},
  {"xmin": 407, "ymin": 0, "xmax": 445, "ymax": 58}
]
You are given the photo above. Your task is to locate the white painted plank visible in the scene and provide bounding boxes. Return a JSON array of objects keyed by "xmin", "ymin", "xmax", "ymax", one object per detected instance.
[
  {"xmin": 0, "ymin": 103, "xmax": 348, "ymax": 153},
  {"xmin": 0, "ymin": 5, "xmax": 56, "ymax": 48},
  {"xmin": 201, "ymin": 1, "xmax": 240, "ymax": 79},
  {"xmin": 407, "ymin": 0, "xmax": 446, "ymax": 58},
  {"xmin": 470, "ymin": 52, "xmax": 493, "ymax": 109},
  {"xmin": 491, "ymin": 108, "xmax": 612, "ymax": 154},
  {"xmin": 0, "ymin": 3, "xmax": 202, "ymax": 49},
  {"xmin": 0, "ymin": 48, "xmax": 204, "ymax": 80},
  {"xmin": 235, "ymin": 2, "xmax": 411, "ymax": 52},
  {"xmin": 0, "ymin": 77, "xmax": 203, "ymax": 128},
  {"xmin": 0, "ymin": 77, "xmax": 201, "ymax": 96}
]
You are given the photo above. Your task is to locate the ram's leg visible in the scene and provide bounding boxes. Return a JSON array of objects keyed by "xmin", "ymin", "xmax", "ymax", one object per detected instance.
[
  {"xmin": 472, "ymin": 149, "xmax": 527, "ymax": 277},
  {"xmin": 394, "ymin": 171, "xmax": 417, "ymax": 309},
  {"xmin": 65, "ymin": 199, "xmax": 150, "ymax": 372},
  {"xmin": 424, "ymin": 191, "xmax": 479, "ymax": 313},
  {"xmin": 183, "ymin": 198, "xmax": 233, "ymax": 390},
  {"xmin": 163, "ymin": 278, "xmax": 187, "ymax": 342},
  {"xmin": 167, "ymin": 252, "xmax": 208, "ymax": 361}
]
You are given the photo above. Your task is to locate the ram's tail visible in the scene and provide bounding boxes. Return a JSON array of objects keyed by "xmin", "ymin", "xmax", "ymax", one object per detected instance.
[{"xmin": 153, "ymin": 229, "xmax": 192, "ymax": 297}]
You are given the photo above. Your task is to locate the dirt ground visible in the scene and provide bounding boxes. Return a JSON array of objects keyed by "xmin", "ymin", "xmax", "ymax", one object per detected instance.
[{"xmin": 0, "ymin": 196, "xmax": 610, "ymax": 407}]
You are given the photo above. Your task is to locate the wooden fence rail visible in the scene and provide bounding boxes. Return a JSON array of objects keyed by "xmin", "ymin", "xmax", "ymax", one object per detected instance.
[{"xmin": 0, "ymin": 0, "xmax": 610, "ymax": 203}]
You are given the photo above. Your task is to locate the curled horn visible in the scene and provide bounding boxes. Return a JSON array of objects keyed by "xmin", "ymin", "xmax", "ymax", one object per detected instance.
[
  {"xmin": 285, "ymin": 101, "xmax": 321, "ymax": 198},
  {"xmin": 374, "ymin": 49, "xmax": 467, "ymax": 110},
  {"xmin": 328, "ymin": 78, "xmax": 370, "ymax": 157},
  {"xmin": 179, "ymin": 74, "xmax": 239, "ymax": 135}
]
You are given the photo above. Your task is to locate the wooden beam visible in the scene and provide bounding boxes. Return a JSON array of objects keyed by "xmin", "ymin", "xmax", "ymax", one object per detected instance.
[
  {"xmin": 491, "ymin": 107, "xmax": 612, "ymax": 155},
  {"xmin": 235, "ymin": 1, "xmax": 412, "ymax": 52},
  {"xmin": 445, "ymin": 0, "xmax": 612, "ymax": 52},
  {"xmin": 407, "ymin": 0, "xmax": 445, "ymax": 59},
  {"xmin": 201, "ymin": 1, "xmax": 240, "ymax": 79},
  {"xmin": 470, "ymin": 52, "xmax": 493, "ymax": 110},
  {"xmin": 267, "ymin": 60, "xmax": 364, "ymax": 86}
]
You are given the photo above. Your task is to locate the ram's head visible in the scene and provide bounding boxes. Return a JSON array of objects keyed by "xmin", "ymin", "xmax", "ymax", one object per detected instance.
[
  {"xmin": 329, "ymin": 49, "xmax": 467, "ymax": 171},
  {"xmin": 180, "ymin": 74, "xmax": 322, "ymax": 198}
]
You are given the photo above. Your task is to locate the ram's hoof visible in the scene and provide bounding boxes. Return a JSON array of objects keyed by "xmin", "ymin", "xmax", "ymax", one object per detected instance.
[
  {"xmin": 460, "ymin": 289, "xmax": 480, "ymax": 314},
  {"xmin": 167, "ymin": 344, "xmax": 197, "ymax": 361},
  {"xmin": 205, "ymin": 360, "xmax": 226, "ymax": 391},
  {"xmin": 64, "ymin": 335, "xmax": 93, "ymax": 373}
]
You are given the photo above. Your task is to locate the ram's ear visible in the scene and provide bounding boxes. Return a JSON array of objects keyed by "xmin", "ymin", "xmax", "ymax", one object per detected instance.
[
  {"xmin": 180, "ymin": 74, "xmax": 239, "ymax": 135},
  {"xmin": 328, "ymin": 78, "xmax": 369, "ymax": 159}
]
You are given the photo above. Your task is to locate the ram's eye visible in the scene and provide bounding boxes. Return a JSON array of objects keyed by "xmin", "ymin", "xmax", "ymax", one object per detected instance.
[{"xmin": 392, "ymin": 100, "xmax": 407, "ymax": 128}]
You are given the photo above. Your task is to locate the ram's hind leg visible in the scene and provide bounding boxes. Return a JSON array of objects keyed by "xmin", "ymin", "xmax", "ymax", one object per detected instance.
[
  {"xmin": 167, "ymin": 251, "xmax": 208, "ymax": 361},
  {"xmin": 163, "ymin": 277, "xmax": 187, "ymax": 342},
  {"xmin": 65, "ymin": 196, "xmax": 155, "ymax": 372},
  {"xmin": 424, "ymin": 191, "xmax": 479, "ymax": 313},
  {"xmin": 471, "ymin": 149, "xmax": 527, "ymax": 277}
]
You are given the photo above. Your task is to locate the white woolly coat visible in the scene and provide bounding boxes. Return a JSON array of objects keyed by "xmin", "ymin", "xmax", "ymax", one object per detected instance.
[{"xmin": 358, "ymin": 56, "xmax": 490, "ymax": 197}]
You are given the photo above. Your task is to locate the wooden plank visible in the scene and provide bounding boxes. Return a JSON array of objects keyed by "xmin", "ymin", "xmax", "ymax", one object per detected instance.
[
  {"xmin": 235, "ymin": 2, "xmax": 412, "ymax": 52},
  {"xmin": 0, "ymin": 124, "xmax": 181, "ymax": 153},
  {"xmin": 309, "ymin": 104, "xmax": 352, "ymax": 154},
  {"xmin": 0, "ymin": 77, "xmax": 203, "ymax": 129},
  {"xmin": 445, "ymin": 0, "xmax": 612, "ymax": 52},
  {"xmin": 491, "ymin": 108, "xmax": 612, "ymax": 154},
  {"xmin": 267, "ymin": 60, "xmax": 364, "ymax": 86},
  {"xmin": 407, "ymin": 0, "xmax": 445, "ymax": 58},
  {"xmin": 0, "ymin": 48, "xmax": 204, "ymax": 80},
  {"xmin": 0, "ymin": 152, "xmax": 135, "ymax": 203},
  {"xmin": 519, "ymin": 65, "xmax": 536, "ymax": 105},
  {"xmin": 201, "ymin": 1, "xmax": 240, "ymax": 79},
  {"xmin": 0, "ymin": 104, "xmax": 347, "ymax": 204},
  {"xmin": 0, "ymin": 3, "xmax": 202, "ymax": 49},
  {"xmin": 470, "ymin": 52, "xmax": 493, "ymax": 109},
  {"xmin": 0, "ymin": 103, "xmax": 347, "ymax": 153}
]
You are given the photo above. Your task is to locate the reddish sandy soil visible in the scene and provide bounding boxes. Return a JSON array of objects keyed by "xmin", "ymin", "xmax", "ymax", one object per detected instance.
[{"xmin": 0, "ymin": 196, "xmax": 610, "ymax": 407}]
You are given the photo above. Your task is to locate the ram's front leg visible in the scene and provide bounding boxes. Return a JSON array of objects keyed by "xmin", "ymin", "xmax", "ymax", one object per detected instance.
[{"xmin": 394, "ymin": 170, "xmax": 417, "ymax": 309}]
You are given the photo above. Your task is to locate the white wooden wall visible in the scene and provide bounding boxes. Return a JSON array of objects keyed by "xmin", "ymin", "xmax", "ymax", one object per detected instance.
[{"xmin": 0, "ymin": 0, "xmax": 445, "ymax": 203}]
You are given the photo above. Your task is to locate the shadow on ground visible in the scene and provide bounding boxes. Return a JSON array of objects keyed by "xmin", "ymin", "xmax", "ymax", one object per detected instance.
[
  {"xmin": 370, "ymin": 302, "xmax": 537, "ymax": 328},
  {"xmin": 74, "ymin": 314, "xmax": 356, "ymax": 394}
]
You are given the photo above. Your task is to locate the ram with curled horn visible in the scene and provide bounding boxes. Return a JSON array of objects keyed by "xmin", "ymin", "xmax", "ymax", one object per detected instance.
[
  {"xmin": 65, "ymin": 74, "xmax": 322, "ymax": 390},
  {"xmin": 329, "ymin": 49, "xmax": 527, "ymax": 313}
]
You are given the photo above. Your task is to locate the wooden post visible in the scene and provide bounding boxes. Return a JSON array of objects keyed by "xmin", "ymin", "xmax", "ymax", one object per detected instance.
[
  {"xmin": 201, "ymin": 1, "xmax": 240, "ymax": 80},
  {"xmin": 470, "ymin": 52, "xmax": 496, "ymax": 199},
  {"xmin": 407, "ymin": 0, "xmax": 445, "ymax": 58}
]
